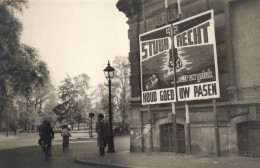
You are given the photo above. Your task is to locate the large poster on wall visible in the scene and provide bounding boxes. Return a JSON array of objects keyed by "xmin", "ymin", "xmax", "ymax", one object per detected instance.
[
  {"xmin": 172, "ymin": 10, "xmax": 220, "ymax": 101},
  {"xmin": 140, "ymin": 10, "xmax": 220, "ymax": 105}
]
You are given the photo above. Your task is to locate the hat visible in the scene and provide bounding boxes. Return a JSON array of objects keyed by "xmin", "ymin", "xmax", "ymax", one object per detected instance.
[
  {"xmin": 97, "ymin": 113, "xmax": 104, "ymax": 118},
  {"xmin": 46, "ymin": 121, "xmax": 51, "ymax": 127}
]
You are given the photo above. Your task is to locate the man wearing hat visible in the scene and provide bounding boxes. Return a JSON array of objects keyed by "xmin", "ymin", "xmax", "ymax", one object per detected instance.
[{"xmin": 96, "ymin": 113, "xmax": 109, "ymax": 156}]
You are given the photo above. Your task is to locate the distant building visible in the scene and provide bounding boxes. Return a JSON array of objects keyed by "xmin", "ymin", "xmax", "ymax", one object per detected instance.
[{"xmin": 117, "ymin": 0, "xmax": 260, "ymax": 157}]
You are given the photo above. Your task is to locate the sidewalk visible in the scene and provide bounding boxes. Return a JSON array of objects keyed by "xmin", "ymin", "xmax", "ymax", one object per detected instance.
[{"xmin": 76, "ymin": 136, "xmax": 260, "ymax": 168}]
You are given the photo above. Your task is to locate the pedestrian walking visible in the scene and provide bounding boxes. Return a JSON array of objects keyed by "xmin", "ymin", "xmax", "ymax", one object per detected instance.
[
  {"xmin": 42, "ymin": 121, "xmax": 54, "ymax": 156},
  {"xmin": 95, "ymin": 113, "xmax": 109, "ymax": 156},
  {"xmin": 61, "ymin": 124, "xmax": 71, "ymax": 151}
]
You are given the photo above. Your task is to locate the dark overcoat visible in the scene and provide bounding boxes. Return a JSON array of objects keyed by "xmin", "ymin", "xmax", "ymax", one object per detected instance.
[
  {"xmin": 42, "ymin": 126, "xmax": 54, "ymax": 144},
  {"xmin": 95, "ymin": 119, "xmax": 108, "ymax": 147}
]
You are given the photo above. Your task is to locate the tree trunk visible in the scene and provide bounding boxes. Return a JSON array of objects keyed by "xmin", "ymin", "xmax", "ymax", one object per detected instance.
[
  {"xmin": 78, "ymin": 121, "xmax": 79, "ymax": 131},
  {"xmin": 26, "ymin": 97, "xmax": 30, "ymax": 133},
  {"xmin": 122, "ymin": 109, "xmax": 125, "ymax": 130},
  {"xmin": 0, "ymin": 113, "xmax": 2, "ymax": 132},
  {"xmin": 0, "ymin": 101, "xmax": 3, "ymax": 132},
  {"xmin": 0, "ymin": 120, "xmax": 1, "ymax": 133},
  {"xmin": 39, "ymin": 103, "xmax": 42, "ymax": 115},
  {"xmin": 123, "ymin": 117, "xmax": 125, "ymax": 129},
  {"xmin": 27, "ymin": 123, "xmax": 29, "ymax": 133}
]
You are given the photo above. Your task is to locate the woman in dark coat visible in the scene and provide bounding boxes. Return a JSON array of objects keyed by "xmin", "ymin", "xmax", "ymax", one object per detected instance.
[{"xmin": 95, "ymin": 113, "xmax": 109, "ymax": 156}]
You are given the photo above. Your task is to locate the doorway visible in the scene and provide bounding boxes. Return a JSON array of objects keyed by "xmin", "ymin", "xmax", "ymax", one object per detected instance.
[
  {"xmin": 237, "ymin": 121, "xmax": 260, "ymax": 157},
  {"xmin": 160, "ymin": 123, "xmax": 185, "ymax": 153}
]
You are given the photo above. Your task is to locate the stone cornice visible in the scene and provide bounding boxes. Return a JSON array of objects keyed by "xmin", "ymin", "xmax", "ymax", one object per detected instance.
[{"xmin": 116, "ymin": 0, "xmax": 141, "ymax": 18}]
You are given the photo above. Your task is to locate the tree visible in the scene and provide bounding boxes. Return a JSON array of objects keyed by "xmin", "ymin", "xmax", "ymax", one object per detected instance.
[
  {"xmin": 0, "ymin": 4, "xmax": 23, "ymax": 131},
  {"xmin": 73, "ymin": 102, "xmax": 85, "ymax": 130},
  {"xmin": 12, "ymin": 44, "xmax": 50, "ymax": 131},
  {"xmin": 0, "ymin": 1, "xmax": 52, "ymax": 132},
  {"xmin": 0, "ymin": 95, "xmax": 18, "ymax": 130},
  {"xmin": 91, "ymin": 83, "xmax": 109, "ymax": 117},
  {"xmin": 73, "ymin": 73, "xmax": 92, "ymax": 122},
  {"xmin": 41, "ymin": 89, "xmax": 58, "ymax": 127},
  {"xmin": 0, "ymin": 0, "xmax": 28, "ymax": 12},
  {"xmin": 32, "ymin": 81, "xmax": 56, "ymax": 115},
  {"xmin": 0, "ymin": 1, "xmax": 48, "ymax": 132},
  {"xmin": 53, "ymin": 73, "xmax": 92, "ymax": 130},
  {"xmin": 53, "ymin": 75, "xmax": 76, "ymax": 123},
  {"xmin": 112, "ymin": 56, "xmax": 130, "ymax": 131}
]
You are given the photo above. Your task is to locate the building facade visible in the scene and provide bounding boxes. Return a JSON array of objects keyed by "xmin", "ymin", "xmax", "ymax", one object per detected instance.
[{"xmin": 117, "ymin": 0, "xmax": 260, "ymax": 157}]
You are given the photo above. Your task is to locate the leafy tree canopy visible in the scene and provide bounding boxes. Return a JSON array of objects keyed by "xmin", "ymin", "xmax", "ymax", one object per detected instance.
[{"xmin": 53, "ymin": 74, "xmax": 91, "ymax": 124}]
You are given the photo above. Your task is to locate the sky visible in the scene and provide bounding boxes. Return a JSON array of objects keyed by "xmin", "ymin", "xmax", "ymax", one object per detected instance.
[{"xmin": 17, "ymin": 0, "xmax": 129, "ymax": 87}]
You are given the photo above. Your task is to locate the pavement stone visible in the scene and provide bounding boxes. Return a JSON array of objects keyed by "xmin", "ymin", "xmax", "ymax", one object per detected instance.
[
  {"xmin": 76, "ymin": 151, "xmax": 260, "ymax": 168},
  {"xmin": 76, "ymin": 136, "xmax": 260, "ymax": 168}
]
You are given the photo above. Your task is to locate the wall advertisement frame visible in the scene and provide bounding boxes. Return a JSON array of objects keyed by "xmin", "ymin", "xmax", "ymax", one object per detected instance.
[{"xmin": 140, "ymin": 10, "xmax": 220, "ymax": 105}]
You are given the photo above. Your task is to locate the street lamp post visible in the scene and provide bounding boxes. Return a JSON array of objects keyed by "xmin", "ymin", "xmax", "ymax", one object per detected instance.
[{"xmin": 103, "ymin": 61, "xmax": 115, "ymax": 153}]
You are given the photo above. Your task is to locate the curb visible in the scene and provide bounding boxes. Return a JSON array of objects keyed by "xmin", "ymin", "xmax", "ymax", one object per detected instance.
[{"xmin": 75, "ymin": 158, "xmax": 145, "ymax": 168}]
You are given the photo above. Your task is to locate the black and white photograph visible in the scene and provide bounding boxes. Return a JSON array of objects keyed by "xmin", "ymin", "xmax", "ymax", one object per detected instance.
[{"xmin": 0, "ymin": 0, "xmax": 260, "ymax": 168}]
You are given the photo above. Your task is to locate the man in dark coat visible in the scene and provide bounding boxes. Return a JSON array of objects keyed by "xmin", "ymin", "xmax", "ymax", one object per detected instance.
[
  {"xmin": 42, "ymin": 121, "xmax": 54, "ymax": 156},
  {"xmin": 95, "ymin": 113, "xmax": 109, "ymax": 156}
]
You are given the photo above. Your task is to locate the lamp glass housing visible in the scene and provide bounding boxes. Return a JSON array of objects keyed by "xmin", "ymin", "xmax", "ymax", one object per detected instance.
[{"xmin": 103, "ymin": 61, "xmax": 115, "ymax": 79}]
